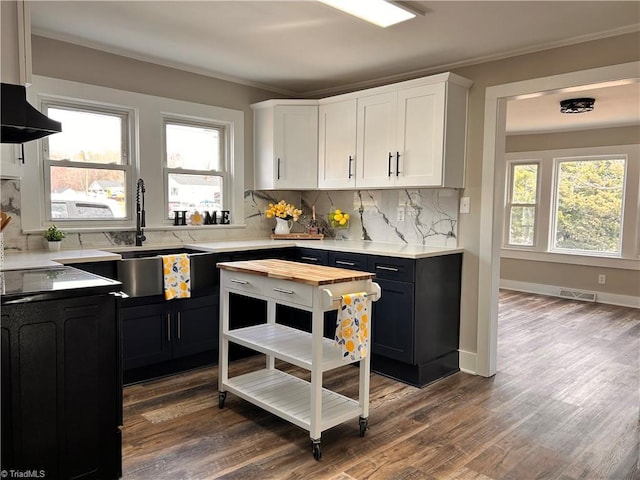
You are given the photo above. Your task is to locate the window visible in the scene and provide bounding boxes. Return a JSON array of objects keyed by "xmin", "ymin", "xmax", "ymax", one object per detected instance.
[
  {"xmin": 43, "ymin": 103, "xmax": 131, "ymax": 221},
  {"xmin": 164, "ymin": 119, "xmax": 226, "ymax": 219},
  {"xmin": 552, "ymin": 157, "xmax": 626, "ymax": 255},
  {"xmin": 506, "ymin": 162, "xmax": 538, "ymax": 246}
]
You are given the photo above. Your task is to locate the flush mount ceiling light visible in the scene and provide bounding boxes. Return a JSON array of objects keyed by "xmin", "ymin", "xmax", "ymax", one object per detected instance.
[
  {"xmin": 319, "ymin": 0, "xmax": 416, "ymax": 28},
  {"xmin": 560, "ymin": 97, "xmax": 596, "ymax": 114}
]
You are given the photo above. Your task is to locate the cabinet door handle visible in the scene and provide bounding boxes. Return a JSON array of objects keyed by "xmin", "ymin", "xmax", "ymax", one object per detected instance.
[
  {"xmin": 177, "ymin": 312, "xmax": 181, "ymax": 340},
  {"xmin": 335, "ymin": 260, "xmax": 355, "ymax": 266},
  {"xmin": 301, "ymin": 256, "xmax": 318, "ymax": 262},
  {"xmin": 348, "ymin": 155, "xmax": 354, "ymax": 179},
  {"xmin": 273, "ymin": 287, "xmax": 294, "ymax": 295},
  {"xmin": 388, "ymin": 152, "xmax": 393, "ymax": 177},
  {"xmin": 376, "ymin": 265, "xmax": 399, "ymax": 272},
  {"xmin": 167, "ymin": 314, "xmax": 171, "ymax": 341},
  {"xmin": 277, "ymin": 157, "xmax": 281, "ymax": 180},
  {"xmin": 230, "ymin": 279, "xmax": 249, "ymax": 285},
  {"xmin": 396, "ymin": 152, "xmax": 401, "ymax": 177}
]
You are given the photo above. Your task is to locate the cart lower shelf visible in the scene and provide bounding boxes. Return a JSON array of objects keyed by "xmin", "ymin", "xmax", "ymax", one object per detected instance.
[
  {"xmin": 220, "ymin": 369, "xmax": 362, "ymax": 433},
  {"xmin": 225, "ymin": 323, "xmax": 351, "ymax": 372}
]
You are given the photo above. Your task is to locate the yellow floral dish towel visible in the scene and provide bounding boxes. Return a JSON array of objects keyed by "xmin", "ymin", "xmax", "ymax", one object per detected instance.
[
  {"xmin": 335, "ymin": 292, "xmax": 369, "ymax": 361},
  {"xmin": 162, "ymin": 253, "xmax": 191, "ymax": 300}
]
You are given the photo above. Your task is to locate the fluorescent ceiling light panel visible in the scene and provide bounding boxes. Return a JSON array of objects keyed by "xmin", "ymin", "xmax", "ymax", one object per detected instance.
[{"xmin": 319, "ymin": 0, "xmax": 416, "ymax": 28}]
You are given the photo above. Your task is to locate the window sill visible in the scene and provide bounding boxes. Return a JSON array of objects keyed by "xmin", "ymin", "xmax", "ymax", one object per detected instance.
[
  {"xmin": 501, "ymin": 248, "xmax": 639, "ymax": 271},
  {"xmin": 24, "ymin": 223, "xmax": 247, "ymax": 235},
  {"xmin": 147, "ymin": 224, "xmax": 247, "ymax": 231}
]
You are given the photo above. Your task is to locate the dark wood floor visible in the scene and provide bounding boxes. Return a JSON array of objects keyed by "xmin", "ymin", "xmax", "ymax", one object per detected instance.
[{"xmin": 121, "ymin": 291, "xmax": 639, "ymax": 479}]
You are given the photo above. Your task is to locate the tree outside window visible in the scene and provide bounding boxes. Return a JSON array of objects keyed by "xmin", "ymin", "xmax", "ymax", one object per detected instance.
[
  {"xmin": 506, "ymin": 162, "xmax": 538, "ymax": 246},
  {"xmin": 553, "ymin": 157, "xmax": 626, "ymax": 254}
]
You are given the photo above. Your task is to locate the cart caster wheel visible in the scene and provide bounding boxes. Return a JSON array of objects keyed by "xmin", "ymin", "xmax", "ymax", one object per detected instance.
[
  {"xmin": 359, "ymin": 416, "xmax": 368, "ymax": 437},
  {"xmin": 311, "ymin": 440, "xmax": 322, "ymax": 460},
  {"xmin": 218, "ymin": 391, "xmax": 227, "ymax": 409}
]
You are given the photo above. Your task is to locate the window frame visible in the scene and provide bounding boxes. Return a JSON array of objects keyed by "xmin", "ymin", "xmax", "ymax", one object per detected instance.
[
  {"xmin": 162, "ymin": 116, "xmax": 229, "ymax": 223},
  {"xmin": 550, "ymin": 154, "xmax": 627, "ymax": 257},
  {"xmin": 504, "ymin": 160, "xmax": 540, "ymax": 248},
  {"xmin": 41, "ymin": 99, "xmax": 134, "ymax": 227},
  {"xmin": 502, "ymin": 145, "xmax": 638, "ymax": 268},
  {"xmin": 21, "ymin": 75, "xmax": 245, "ymax": 235}
]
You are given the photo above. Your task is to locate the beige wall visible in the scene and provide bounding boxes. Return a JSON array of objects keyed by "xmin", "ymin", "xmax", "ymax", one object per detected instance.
[
  {"xmin": 504, "ymin": 126, "xmax": 639, "ymax": 303},
  {"xmin": 31, "ymin": 35, "xmax": 286, "ymax": 188},
  {"xmin": 506, "ymin": 125, "xmax": 640, "ymax": 151},
  {"xmin": 450, "ymin": 32, "xmax": 640, "ymax": 354},
  {"xmin": 31, "ymin": 31, "xmax": 640, "ymax": 361},
  {"xmin": 501, "ymin": 258, "xmax": 639, "ymax": 297}
]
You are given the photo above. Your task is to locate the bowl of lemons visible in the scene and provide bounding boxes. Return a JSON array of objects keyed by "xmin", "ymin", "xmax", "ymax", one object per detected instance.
[{"xmin": 328, "ymin": 209, "xmax": 350, "ymax": 229}]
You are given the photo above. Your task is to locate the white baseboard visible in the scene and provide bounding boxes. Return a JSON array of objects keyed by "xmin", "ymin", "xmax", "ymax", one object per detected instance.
[
  {"xmin": 459, "ymin": 350, "xmax": 477, "ymax": 375},
  {"xmin": 500, "ymin": 279, "xmax": 640, "ymax": 309}
]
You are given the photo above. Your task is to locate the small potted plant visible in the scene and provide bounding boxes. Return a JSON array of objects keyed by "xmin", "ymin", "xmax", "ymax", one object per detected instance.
[{"xmin": 43, "ymin": 224, "xmax": 66, "ymax": 251}]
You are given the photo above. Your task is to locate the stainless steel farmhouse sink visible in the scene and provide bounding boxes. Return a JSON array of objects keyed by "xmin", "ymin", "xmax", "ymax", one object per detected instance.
[{"xmin": 115, "ymin": 248, "xmax": 217, "ymax": 297}]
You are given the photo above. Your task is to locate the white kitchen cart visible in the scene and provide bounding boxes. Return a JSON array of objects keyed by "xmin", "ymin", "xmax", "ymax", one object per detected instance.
[{"xmin": 217, "ymin": 259, "xmax": 380, "ymax": 460}]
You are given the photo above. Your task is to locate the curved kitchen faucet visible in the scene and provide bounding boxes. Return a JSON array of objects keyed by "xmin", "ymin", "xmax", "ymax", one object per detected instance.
[{"xmin": 135, "ymin": 178, "xmax": 146, "ymax": 246}]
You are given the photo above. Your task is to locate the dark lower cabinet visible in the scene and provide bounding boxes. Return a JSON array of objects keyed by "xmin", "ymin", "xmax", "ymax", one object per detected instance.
[
  {"xmin": 122, "ymin": 294, "xmax": 218, "ymax": 382},
  {"xmin": 121, "ymin": 302, "xmax": 172, "ymax": 369},
  {"xmin": 1, "ymin": 294, "xmax": 121, "ymax": 479},
  {"xmin": 370, "ymin": 253, "xmax": 462, "ymax": 387},
  {"xmin": 370, "ymin": 278, "xmax": 414, "ymax": 364}
]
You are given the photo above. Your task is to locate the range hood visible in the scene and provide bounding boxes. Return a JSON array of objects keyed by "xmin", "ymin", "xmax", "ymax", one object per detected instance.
[{"xmin": 1, "ymin": 83, "xmax": 62, "ymax": 144}]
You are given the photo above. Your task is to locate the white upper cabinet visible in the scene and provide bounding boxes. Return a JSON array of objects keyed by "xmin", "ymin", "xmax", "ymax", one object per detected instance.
[
  {"xmin": 394, "ymin": 83, "xmax": 446, "ymax": 187},
  {"xmin": 252, "ymin": 101, "xmax": 318, "ymax": 190},
  {"xmin": 327, "ymin": 73, "xmax": 471, "ymax": 190},
  {"xmin": 318, "ymin": 99, "xmax": 357, "ymax": 189},
  {"xmin": 0, "ymin": 144, "xmax": 23, "ymax": 178},
  {"xmin": 253, "ymin": 73, "xmax": 471, "ymax": 192},
  {"xmin": 356, "ymin": 92, "xmax": 397, "ymax": 188}
]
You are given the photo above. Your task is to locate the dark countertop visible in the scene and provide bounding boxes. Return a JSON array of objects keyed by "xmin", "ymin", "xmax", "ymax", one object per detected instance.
[{"xmin": 1, "ymin": 266, "xmax": 122, "ymax": 304}]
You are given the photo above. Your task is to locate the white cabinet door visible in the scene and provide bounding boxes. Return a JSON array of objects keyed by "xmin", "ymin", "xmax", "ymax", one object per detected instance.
[
  {"xmin": 0, "ymin": 144, "xmax": 22, "ymax": 179},
  {"xmin": 356, "ymin": 92, "xmax": 397, "ymax": 189},
  {"xmin": 395, "ymin": 83, "xmax": 446, "ymax": 187},
  {"xmin": 254, "ymin": 104, "xmax": 318, "ymax": 190},
  {"xmin": 318, "ymin": 99, "xmax": 357, "ymax": 189},
  {"xmin": 273, "ymin": 105, "xmax": 318, "ymax": 190}
]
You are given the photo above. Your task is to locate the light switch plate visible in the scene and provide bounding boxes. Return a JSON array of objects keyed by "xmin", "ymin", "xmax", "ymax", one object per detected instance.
[{"xmin": 460, "ymin": 197, "xmax": 470, "ymax": 214}]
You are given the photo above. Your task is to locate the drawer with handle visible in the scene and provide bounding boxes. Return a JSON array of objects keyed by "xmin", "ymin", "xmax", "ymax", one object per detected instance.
[
  {"xmin": 296, "ymin": 247, "xmax": 328, "ymax": 265},
  {"xmin": 222, "ymin": 271, "xmax": 264, "ymax": 296},
  {"xmin": 368, "ymin": 256, "xmax": 414, "ymax": 283},
  {"xmin": 328, "ymin": 251, "xmax": 369, "ymax": 271},
  {"xmin": 267, "ymin": 278, "xmax": 313, "ymax": 308}
]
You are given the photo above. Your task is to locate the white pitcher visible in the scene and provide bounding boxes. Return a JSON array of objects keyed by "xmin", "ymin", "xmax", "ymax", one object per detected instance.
[{"xmin": 274, "ymin": 217, "xmax": 293, "ymax": 235}]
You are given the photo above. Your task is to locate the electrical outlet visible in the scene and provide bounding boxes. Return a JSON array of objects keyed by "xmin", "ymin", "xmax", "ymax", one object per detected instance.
[
  {"xmin": 397, "ymin": 207, "xmax": 405, "ymax": 222},
  {"xmin": 459, "ymin": 197, "xmax": 470, "ymax": 214},
  {"xmin": 598, "ymin": 274, "xmax": 606, "ymax": 285}
]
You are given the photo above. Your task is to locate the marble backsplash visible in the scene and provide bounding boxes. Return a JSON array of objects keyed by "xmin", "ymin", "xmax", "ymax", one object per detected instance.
[
  {"xmin": 299, "ymin": 189, "xmax": 458, "ymax": 247},
  {"xmin": 1, "ymin": 178, "xmax": 459, "ymax": 252}
]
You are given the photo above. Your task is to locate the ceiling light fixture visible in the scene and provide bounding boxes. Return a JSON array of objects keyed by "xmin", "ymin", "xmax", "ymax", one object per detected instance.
[
  {"xmin": 319, "ymin": 0, "xmax": 416, "ymax": 28},
  {"xmin": 560, "ymin": 97, "xmax": 595, "ymax": 114}
]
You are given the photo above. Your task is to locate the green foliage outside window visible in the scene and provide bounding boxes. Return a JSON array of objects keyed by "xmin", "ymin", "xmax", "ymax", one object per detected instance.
[
  {"xmin": 554, "ymin": 158, "xmax": 625, "ymax": 254},
  {"xmin": 509, "ymin": 164, "xmax": 538, "ymax": 246}
]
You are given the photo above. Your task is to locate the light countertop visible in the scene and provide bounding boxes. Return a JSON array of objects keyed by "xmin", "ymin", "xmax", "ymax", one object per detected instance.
[
  {"xmin": 190, "ymin": 239, "xmax": 463, "ymax": 259},
  {"xmin": 1, "ymin": 239, "xmax": 462, "ymax": 271},
  {"xmin": 1, "ymin": 249, "xmax": 122, "ymax": 271}
]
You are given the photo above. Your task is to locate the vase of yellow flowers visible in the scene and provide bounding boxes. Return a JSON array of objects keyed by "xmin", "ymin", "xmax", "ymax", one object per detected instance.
[{"xmin": 265, "ymin": 200, "xmax": 302, "ymax": 235}]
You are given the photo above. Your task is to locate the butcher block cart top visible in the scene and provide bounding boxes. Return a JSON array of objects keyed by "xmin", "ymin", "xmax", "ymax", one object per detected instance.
[{"xmin": 217, "ymin": 259, "xmax": 381, "ymax": 460}]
